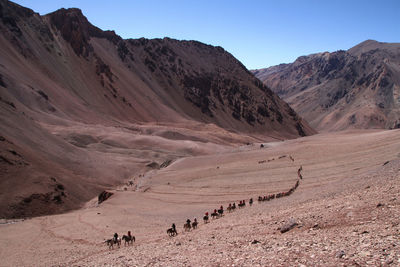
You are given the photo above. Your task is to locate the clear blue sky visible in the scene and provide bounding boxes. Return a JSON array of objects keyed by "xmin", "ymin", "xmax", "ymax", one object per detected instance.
[{"xmin": 12, "ymin": 0, "xmax": 400, "ymax": 69}]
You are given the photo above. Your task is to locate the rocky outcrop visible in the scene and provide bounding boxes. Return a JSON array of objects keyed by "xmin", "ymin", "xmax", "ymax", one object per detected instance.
[{"xmin": 98, "ymin": 191, "xmax": 113, "ymax": 204}]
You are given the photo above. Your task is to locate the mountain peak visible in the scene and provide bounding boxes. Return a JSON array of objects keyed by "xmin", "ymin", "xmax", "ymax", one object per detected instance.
[
  {"xmin": 47, "ymin": 7, "xmax": 121, "ymax": 57},
  {"xmin": 347, "ymin": 39, "xmax": 381, "ymax": 56}
]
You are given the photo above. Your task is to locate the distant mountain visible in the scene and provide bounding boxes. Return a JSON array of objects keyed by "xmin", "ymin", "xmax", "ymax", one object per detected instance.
[
  {"xmin": 253, "ymin": 40, "xmax": 400, "ymax": 131},
  {"xmin": 0, "ymin": 0, "xmax": 314, "ymax": 218}
]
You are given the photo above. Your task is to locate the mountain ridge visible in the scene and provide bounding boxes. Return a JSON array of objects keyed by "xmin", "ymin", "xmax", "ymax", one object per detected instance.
[{"xmin": 252, "ymin": 40, "xmax": 400, "ymax": 131}]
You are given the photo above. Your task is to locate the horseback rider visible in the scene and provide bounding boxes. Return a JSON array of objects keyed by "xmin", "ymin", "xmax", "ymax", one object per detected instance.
[
  {"xmin": 172, "ymin": 223, "xmax": 176, "ymax": 232},
  {"xmin": 127, "ymin": 231, "xmax": 132, "ymax": 238},
  {"xmin": 205, "ymin": 212, "xmax": 208, "ymax": 216},
  {"xmin": 249, "ymin": 198, "xmax": 253, "ymax": 206},
  {"xmin": 113, "ymin": 233, "xmax": 118, "ymax": 242},
  {"xmin": 186, "ymin": 218, "xmax": 191, "ymax": 225}
]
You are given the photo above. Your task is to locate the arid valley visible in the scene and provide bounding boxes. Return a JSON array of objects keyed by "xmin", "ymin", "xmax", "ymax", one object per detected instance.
[
  {"xmin": 1, "ymin": 129, "xmax": 399, "ymax": 266},
  {"xmin": 0, "ymin": 0, "xmax": 399, "ymax": 266}
]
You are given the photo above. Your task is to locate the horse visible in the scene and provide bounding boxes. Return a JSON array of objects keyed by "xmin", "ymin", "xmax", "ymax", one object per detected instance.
[
  {"xmin": 203, "ymin": 215, "xmax": 209, "ymax": 223},
  {"xmin": 167, "ymin": 228, "xmax": 178, "ymax": 237},
  {"xmin": 122, "ymin": 235, "xmax": 135, "ymax": 246},
  {"xmin": 211, "ymin": 212, "xmax": 219, "ymax": 219},
  {"xmin": 105, "ymin": 237, "xmax": 121, "ymax": 249},
  {"xmin": 192, "ymin": 221, "xmax": 198, "ymax": 229},
  {"xmin": 227, "ymin": 204, "xmax": 233, "ymax": 213},
  {"xmin": 184, "ymin": 222, "xmax": 191, "ymax": 231},
  {"xmin": 217, "ymin": 208, "xmax": 224, "ymax": 217}
]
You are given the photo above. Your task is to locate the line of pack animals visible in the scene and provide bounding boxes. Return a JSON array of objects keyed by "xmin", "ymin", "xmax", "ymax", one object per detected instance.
[
  {"xmin": 166, "ymin": 164, "xmax": 303, "ymax": 237},
  {"xmin": 106, "ymin": 154, "xmax": 303, "ymax": 248}
]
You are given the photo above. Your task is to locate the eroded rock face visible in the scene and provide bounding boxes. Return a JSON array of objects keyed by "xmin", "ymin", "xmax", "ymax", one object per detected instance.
[
  {"xmin": 98, "ymin": 191, "xmax": 113, "ymax": 204},
  {"xmin": 253, "ymin": 40, "xmax": 400, "ymax": 131}
]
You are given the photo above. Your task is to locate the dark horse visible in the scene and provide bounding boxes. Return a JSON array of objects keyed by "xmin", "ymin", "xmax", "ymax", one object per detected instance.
[
  {"xmin": 217, "ymin": 208, "xmax": 224, "ymax": 217},
  {"xmin": 167, "ymin": 228, "xmax": 178, "ymax": 237},
  {"xmin": 105, "ymin": 237, "xmax": 121, "ymax": 249},
  {"xmin": 211, "ymin": 212, "xmax": 219, "ymax": 219},
  {"xmin": 192, "ymin": 221, "xmax": 198, "ymax": 229},
  {"xmin": 122, "ymin": 235, "xmax": 135, "ymax": 246},
  {"xmin": 203, "ymin": 215, "xmax": 209, "ymax": 223}
]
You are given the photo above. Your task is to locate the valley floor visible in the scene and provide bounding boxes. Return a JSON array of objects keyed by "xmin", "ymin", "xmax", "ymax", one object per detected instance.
[{"xmin": 0, "ymin": 130, "xmax": 399, "ymax": 266}]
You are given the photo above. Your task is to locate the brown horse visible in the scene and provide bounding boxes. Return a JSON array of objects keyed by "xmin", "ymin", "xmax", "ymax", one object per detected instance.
[
  {"xmin": 192, "ymin": 221, "xmax": 198, "ymax": 229},
  {"xmin": 122, "ymin": 235, "xmax": 135, "ymax": 246},
  {"xmin": 184, "ymin": 222, "xmax": 191, "ymax": 231},
  {"xmin": 167, "ymin": 228, "xmax": 178, "ymax": 237},
  {"xmin": 105, "ymin": 237, "xmax": 121, "ymax": 249}
]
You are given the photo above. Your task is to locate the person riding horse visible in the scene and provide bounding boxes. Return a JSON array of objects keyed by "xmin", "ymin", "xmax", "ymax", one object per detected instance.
[
  {"xmin": 113, "ymin": 233, "xmax": 118, "ymax": 243},
  {"xmin": 184, "ymin": 219, "xmax": 192, "ymax": 231},
  {"xmin": 122, "ymin": 231, "xmax": 135, "ymax": 245},
  {"xmin": 203, "ymin": 212, "xmax": 209, "ymax": 223},
  {"xmin": 192, "ymin": 218, "xmax": 198, "ymax": 229},
  {"xmin": 167, "ymin": 223, "xmax": 178, "ymax": 236},
  {"xmin": 218, "ymin": 205, "xmax": 224, "ymax": 216}
]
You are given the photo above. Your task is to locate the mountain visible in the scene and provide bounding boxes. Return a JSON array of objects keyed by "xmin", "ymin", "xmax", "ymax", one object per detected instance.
[
  {"xmin": 0, "ymin": 0, "xmax": 314, "ymax": 218},
  {"xmin": 252, "ymin": 40, "xmax": 400, "ymax": 131}
]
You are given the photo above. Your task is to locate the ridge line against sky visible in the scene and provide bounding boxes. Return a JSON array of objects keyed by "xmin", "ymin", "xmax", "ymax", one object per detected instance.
[{"xmin": 11, "ymin": 0, "xmax": 400, "ymax": 69}]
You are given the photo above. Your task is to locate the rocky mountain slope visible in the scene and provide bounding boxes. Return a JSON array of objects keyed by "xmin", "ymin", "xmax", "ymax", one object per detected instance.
[
  {"xmin": 0, "ymin": 0, "xmax": 314, "ymax": 218},
  {"xmin": 253, "ymin": 40, "xmax": 400, "ymax": 131}
]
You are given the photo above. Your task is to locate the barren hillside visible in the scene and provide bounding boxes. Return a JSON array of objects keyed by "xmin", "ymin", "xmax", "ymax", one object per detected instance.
[
  {"xmin": 253, "ymin": 40, "xmax": 400, "ymax": 131},
  {"xmin": 0, "ymin": 0, "xmax": 314, "ymax": 218}
]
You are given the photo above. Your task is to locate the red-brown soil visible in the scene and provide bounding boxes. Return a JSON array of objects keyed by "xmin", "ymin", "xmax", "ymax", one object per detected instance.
[{"xmin": 0, "ymin": 129, "xmax": 398, "ymax": 266}]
